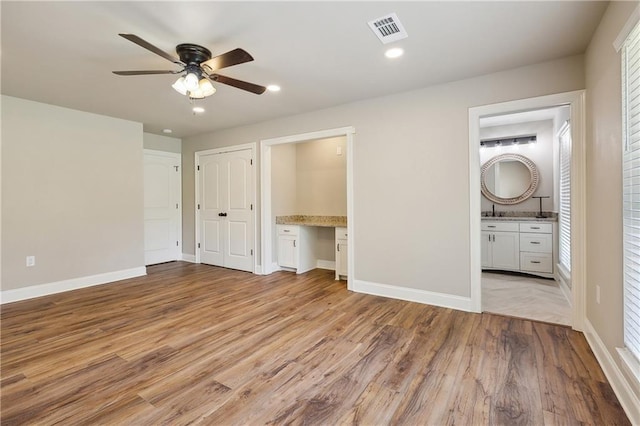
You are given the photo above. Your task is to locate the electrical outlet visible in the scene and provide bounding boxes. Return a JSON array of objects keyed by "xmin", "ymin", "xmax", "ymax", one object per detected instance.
[
  {"xmin": 336, "ymin": 146, "xmax": 342, "ymax": 156},
  {"xmin": 596, "ymin": 285, "xmax": 601, "ymax": 304},
  {"xmin": 26, "ymin": 256, "xmax": 35, "ymax": 267}
]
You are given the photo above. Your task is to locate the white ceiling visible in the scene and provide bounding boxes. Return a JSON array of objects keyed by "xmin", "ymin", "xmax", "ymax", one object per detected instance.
[{"xmin": 1, "ymin": 1, "xmax": 607, "ymax": 138}]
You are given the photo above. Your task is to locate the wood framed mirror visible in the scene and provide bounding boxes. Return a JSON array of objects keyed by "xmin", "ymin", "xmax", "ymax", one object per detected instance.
[{"xmin": 481, "ymin": 153, "xmax": 539, "ymax": 205}]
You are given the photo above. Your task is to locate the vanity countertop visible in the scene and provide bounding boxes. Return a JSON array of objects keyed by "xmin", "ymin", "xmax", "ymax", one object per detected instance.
[
  {"xmin": 276, "ymin": 215, "xmax": 347, "ymax": 227},
  {"xmin": 481, "ymin": 216, "xmax": 557, "ymax": 222}
]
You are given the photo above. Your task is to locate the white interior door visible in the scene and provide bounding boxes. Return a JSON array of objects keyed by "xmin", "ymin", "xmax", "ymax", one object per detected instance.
[
  {"xmin": 144, "ymin": 150, "xmax": 181, "ymax": 265},
  {"xmin": 198, "ymin": 148, "xmax": 254, "ymax": 272},
  {"xmin": 199, "ymin": 153, "xmax": 225, "ymax": 266}
]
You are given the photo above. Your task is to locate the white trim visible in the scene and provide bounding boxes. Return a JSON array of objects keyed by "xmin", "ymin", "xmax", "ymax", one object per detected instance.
[
  {"xmin": 617, "ymin": 347, "xmax": 640, "ymax": 390},
  {"xmin": 0, "ymin": 267, "xmax": 146, "ymax": 304},
  {"xmin": 316, "ymin": 259, "xmax": 336, "ymax": 270},
  {"xmin": 614, "ymin": 3, "xmax": 640, "ymax": 52},
  {"xmin": 181, "ymin": 253, "xmax": 196, "ymax": 263},
  {"xmin": 557, "ymin": 270, "xmax": 572, "ymax": 306},
  {"xmin": 143, "ymin": 149, "xmax": 183, "ymax": 263},
  {"xmin": 260, "ymin": 127, "xmax": 355, "ymax": 289},
  {"xmin": 469, "ymin": 90, "xmax": 587, "ymax": 330},
  {"xmin": 194, "ymin": 143, "xmax": 257, "ymax": 272},
  {"xmin": 584, "ymin": 320, "xmax": 640, "ymax": 425},
  {"xmin": 352, "ymin": 279, "xmax": 472, "ymax": 312}
]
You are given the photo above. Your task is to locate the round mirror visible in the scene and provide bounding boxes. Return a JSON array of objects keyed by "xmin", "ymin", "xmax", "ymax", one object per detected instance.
[{"xmin": 481, "ymin": 153, "xmax": 539, "ymax": 204}]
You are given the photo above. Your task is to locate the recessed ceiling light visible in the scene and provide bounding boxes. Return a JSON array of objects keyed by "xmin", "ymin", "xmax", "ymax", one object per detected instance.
[
  {"xmin": 192, "ymin": 106, "xmax": 205, "ymax": 113},
  {"xmin": 385, "ymin": 47, "xmax": 404, "ymax": 59},
  {"xmin": 267, "ymin": 84, "xmax": 281, "ymax": 92},
  {"xmin": 162, "ymin": 128, "xmax": 173, "ymax": 134}
]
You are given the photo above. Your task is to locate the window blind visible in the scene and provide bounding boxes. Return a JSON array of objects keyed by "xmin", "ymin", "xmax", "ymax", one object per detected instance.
[
  {"xmin": 558, "ymin": 122, "xmax": 571, "ymax": 277},
  {"xmin": 622, "ymin": 20, "xmax": 640, "ymax": 364}
]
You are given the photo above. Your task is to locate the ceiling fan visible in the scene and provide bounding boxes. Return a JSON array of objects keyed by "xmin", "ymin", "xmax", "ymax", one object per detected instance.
[{"xmin": 113, "ymin": 34, "xmax": 266, "ymax": 98}]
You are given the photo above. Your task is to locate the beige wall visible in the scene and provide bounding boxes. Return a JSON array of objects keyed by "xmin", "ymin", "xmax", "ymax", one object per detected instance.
[
  {"xmin": 296, "ymin": 137, "xmax": 347, "ymax": 216},
  {"xmin": 1, "ymin": 96, "xmax": 144, "ymax": 290},
  {"xmin": 480, "ymin": 120, "xmax": 555, "ymax": 213},
  {"xmin": 183, "ymin": 54, "xmax": 584, "ymax": 298},
  {"xmin": 585, "ymin": 1, "xmax": 639, "ymax": 398},
  {"xmin": 143, "ymin": 132, "xmax": 181, "ymax": 153}
]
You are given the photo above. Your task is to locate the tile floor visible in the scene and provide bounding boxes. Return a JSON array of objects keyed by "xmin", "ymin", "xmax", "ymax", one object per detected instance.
[{"xmin": 482, "ymin": 271, "xmax": 572, "ymax": 326}]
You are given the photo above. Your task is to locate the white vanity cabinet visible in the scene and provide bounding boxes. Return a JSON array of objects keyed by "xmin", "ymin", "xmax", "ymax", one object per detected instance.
[
  {"xmin": 481, "ymin": 220, "xmax": 556, "ymax": 278},
  {"xmin": 335, "ymin": 227, "xmax": 348, "ymax": 280},
  {"xmin": 519, "ymin": 222, "xmax": 553, "ymax": 274},
  {"xmin": 481, "ymin": 222, "xmax": 520, "ymax": 270},
  {"xmin": 276, "ymin": 225, "xmax": 317, "ymax": 273}
]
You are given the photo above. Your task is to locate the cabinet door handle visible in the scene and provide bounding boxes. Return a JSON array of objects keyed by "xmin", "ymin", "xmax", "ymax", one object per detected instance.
[
  {"xmin": 493, "ymin": 235, "xmax": 495, "ymax": 242},
  {"xmin": 488, "ymin": 235, "xmax": 491, "ymax": 242},
  {"xmin": 531, "ymin": 226, "xmax": 540, "ymax": 229},
  {"xmin": 487, "ymin": 225, "xmax": 496, "ymax": 228},
  {"xmin": 283, "ymin": 229, "xmax": 290, "ymax": 232},
  {"xmin": 293, "ymin": 240, "xmax": 296, "ymax": 248},
  {"xmin": 531, "ymin": 261, "xmax": 541, "ymax": 264},
  {"xmin": 337, "ymin": 243, "xmax": 340, "ymax": 252},
  {"xmin": 530, "ymin": 241, "xmax": 541, "ymax": 245}
]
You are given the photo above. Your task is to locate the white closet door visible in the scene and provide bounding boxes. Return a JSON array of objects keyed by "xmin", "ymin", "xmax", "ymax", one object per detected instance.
[
  {"xmin": 144, "ymin": 151, "xmax": 181, "ymax": 265},
  {"xmin": 198, "ymin": 148, "xmax": 254, "ymax": 272}
]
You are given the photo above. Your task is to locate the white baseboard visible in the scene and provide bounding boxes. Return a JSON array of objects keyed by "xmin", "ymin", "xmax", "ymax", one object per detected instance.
[
  {"xmin": 352, "ymin": 279, "xmax": 472, "ymax": 312},
  {"xmin": 181, "ymin": 253, "xmax": 196, "ymax": 263},
  {"xmin": 316, "ymin": 260, "xmax": 336, "ymax": 270},
  {"xmin": 557, "ymin": 274, "xmax": 572, "ymax": 306},
  {"xmin": 0, "ymin": 266, "xmax": 147, "ymax": 304},
  {"xmin": 583, "ymin": 319, "xmax": 640, "ymax": 425}
]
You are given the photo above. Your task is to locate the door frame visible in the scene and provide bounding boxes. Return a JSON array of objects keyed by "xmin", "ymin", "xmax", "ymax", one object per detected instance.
[
  {"xmin": 260, "ymin": 126, "xmax": 355, "ymax": 289},
  {"xmin": 194, "ymin": 143, "xmax": 257, "ymax": 272},
  {"xmin": 143, "ymin": 149, "xmax": 182, "ymax": 263},
  {"xmin": 468, "ymin": 90, "xmax": 586, "ymax": 331}
]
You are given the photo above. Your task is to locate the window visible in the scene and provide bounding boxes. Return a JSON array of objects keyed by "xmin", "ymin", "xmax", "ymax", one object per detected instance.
[
  {"xmin": 622, "ymin": 20, "xmax": 640, "ymax": 366},
  {"xmin": 558, "ymin": 121, "xmax": 572, "ymax": 279}
]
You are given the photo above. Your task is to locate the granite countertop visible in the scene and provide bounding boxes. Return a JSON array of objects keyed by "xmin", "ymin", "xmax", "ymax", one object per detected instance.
[
  {"xmin": 481, "ymin": 216, "xmax": 557, "ymax": 222},
  {"xmin": 276, "ymin": 215, "xmax": 347, "ymax": 227}
]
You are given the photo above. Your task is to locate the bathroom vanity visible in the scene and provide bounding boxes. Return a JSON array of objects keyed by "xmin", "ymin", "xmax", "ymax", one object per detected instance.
[{"xmin": 481, "ymin": 218, "xmax": 557, "ymax": 278}]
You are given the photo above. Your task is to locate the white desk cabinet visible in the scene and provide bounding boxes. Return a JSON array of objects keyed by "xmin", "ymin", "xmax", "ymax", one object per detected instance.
[
  {"xmin": 276, "ymin": 225, "xmax": 317, "ymax": 274},
  {"xmin": 335, "ymin": 227, "xmax": 348, "ymax": 280}
]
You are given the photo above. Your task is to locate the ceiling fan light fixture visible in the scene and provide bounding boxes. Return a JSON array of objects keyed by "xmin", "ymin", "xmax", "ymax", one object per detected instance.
[
  {"xmin": 184, "ymin": 72, "xmax": 200, "ymax": 91},
  {"xmin": 187, "ymin": 79, "xmax": 216, "ymax": 99},
  {"xmin": 172, "ymin": 77, "xmax": 188, "ymax": 95}
]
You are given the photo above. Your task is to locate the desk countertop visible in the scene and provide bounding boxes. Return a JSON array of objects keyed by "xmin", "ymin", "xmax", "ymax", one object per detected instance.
[{"xmin": 276, "ymin": 215, "xmax": 347, "ymax": 227}]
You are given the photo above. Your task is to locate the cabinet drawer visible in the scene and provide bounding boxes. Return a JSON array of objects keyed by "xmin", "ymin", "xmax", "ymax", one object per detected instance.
[
  {"xmin": 277, "ymin": 225, "xmax": 298, "ymax": 236},
  {"xmin": 520, "ymin": 233, "xmax": 552, "ymax": 253},
  {"xmin": 519, "ymin": 222, "xmax": 552, "ymax": 234},
  {"xmin": 520, "ymin": 252, "xmax": 553, "ymax": 273},
  {"xmin": 481, "ymin": 222, "xmax": 519, "ymax": 232},
  {"xmin": 335, "ymin": 227, "xmax": 348, "ymax": 239}
]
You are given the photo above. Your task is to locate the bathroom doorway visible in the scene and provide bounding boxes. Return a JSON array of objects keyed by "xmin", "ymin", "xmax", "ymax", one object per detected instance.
[{"xmin": 468, "ymin": 91, "xmax": 586, "ymax": 330}]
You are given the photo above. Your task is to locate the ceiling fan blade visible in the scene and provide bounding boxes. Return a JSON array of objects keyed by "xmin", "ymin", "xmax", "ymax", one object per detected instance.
[
  {"xmin": 119, "ymin": 33, "xmax": 183, "ymax": 66},
  {"xmin": 201, "ymin": 48, "xmax": 254, "ymax": 73},
  {"xmin": 209, "ymin": 74, "xmax": 266, "ymax": 95},
  {"xmin": 113, "ymin": 70, "xmax": 179, "ymax": 76}
]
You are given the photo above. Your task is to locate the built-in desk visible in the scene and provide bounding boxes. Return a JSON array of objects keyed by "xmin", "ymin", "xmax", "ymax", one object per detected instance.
[{"xmin": 275, "ymin": 216, "xmax": 347, "ymax": 280}]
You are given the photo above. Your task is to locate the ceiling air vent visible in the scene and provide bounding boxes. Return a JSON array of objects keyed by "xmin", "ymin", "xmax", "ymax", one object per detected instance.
[{"xmin": 367, "ymin": 13, "xmax": 408, "ymax": 44}]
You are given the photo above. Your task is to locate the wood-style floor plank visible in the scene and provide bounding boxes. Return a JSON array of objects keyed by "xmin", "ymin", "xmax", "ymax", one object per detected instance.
[{"xmin": 0, "ymin": 261, "xmax": 630, "ymax": 425}]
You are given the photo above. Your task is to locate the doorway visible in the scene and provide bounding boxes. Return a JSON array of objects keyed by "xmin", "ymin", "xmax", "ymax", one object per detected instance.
[
  {"xmin": 469, "ymin": 91, "xmax": 586, "ymax": 330},
  {"xmin": 195, "ymin": 143, "xmax": 256, "ymax": 273},
  {"xmin": 260, "ymin": 127, "xmax": 355, "ymax": 287}
]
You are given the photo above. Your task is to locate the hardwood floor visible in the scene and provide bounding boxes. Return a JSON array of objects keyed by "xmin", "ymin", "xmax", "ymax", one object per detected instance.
[{"xmin": 1, "ymin": 262, "xmax": 629, "ymax": 425}]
